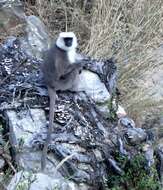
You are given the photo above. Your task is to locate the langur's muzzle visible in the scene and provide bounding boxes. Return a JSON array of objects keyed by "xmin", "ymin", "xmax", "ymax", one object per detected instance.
[{"xmin": 64, "ymin": 37, "xmax": 73, "ymax": 47}]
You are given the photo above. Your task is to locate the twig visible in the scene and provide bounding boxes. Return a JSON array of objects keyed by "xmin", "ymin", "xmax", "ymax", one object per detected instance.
[
  {"xmin": 55, "ymin": 153, "xmax": 76, "ymax": 170},
  {"xmin": 0, "ymin": 58, "xmax": 28, "ymax": 85},
  {"xmin": 0, "ymin": 150, "xmax": 17, "ymax": 174},
  {"xmin": 4, "ymin": 158, "xmax": 17, "ymax": 174},
  {"xmin": 0, "ymin": 181, "xmax": 7, "ymax": 190}
]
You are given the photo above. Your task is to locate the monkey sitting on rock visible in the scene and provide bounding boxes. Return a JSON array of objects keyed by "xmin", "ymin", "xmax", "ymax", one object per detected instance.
[{"xmin": 41, "ymin": 32, "xmax": 83, "ymax": 171}]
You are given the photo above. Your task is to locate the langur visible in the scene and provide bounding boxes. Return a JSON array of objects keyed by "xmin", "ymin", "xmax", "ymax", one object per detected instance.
[{"xmin": 41, "ymin": 32, "xmax": 83, "ymax": 171}]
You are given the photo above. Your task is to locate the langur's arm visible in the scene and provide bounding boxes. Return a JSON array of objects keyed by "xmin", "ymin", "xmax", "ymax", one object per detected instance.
[{"xmin": 60, "ymin": 61, "xmax": 83, "ymax": 79}]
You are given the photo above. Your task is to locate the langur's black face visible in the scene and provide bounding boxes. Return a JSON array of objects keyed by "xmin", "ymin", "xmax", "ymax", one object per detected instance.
[{"xmin": 63, "ymin": 37, "xmax": 73, "ymax": 47}]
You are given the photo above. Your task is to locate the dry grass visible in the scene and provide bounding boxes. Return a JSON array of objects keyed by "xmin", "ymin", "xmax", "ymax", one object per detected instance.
[
  {"xmin": 23, "ymin": 0, "xmax": 163, "ymax": 58},
  {"xmin": 85, "ymin": 0, "xmax": 163, "ymax": 59},
  {"xmin": 23, "ymin": 0, "xmax": 163, "ymax": 123},
  {"xmin": 23, "ymin": 0, "xmax": 93, "ymax": 49},
  {"xmin": 84, "ymin": 0, "xmax": 163, "ymax": 124}
]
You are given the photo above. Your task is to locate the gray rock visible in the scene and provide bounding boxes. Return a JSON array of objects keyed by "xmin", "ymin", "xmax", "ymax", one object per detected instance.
[
  {"xmin": 7, "ymin": 109, "xmax": 50, "ymax": 172},
  {"xmin": 7, "ymin": 171, "xmax": 79, "ymax": 190},
  {"xmin": 75, "ymin": 70, "xmax": 111, "ymax": 103},
  {"xmin": 0, "ymin": 0, "xmax": 50, "ymax": 58},
  {"xmin": 97, "ymin": 102, "xmax": 126, "ymax": 119},
  {"xmin": 0, "ymin": 157, "xmax": 5, "ymax": 170},
  {"xmin": 142, "ymin": 143, "xmax": 154, "ymax": 167},
  {"xmin": 75, "ymin": 70, "xmax": 126, "ymax": 118},
  {"xmin": 155, "ymin": 145, "xmax": 163, "ymax": 186},
  {"xmin": 6, "ymin": 108, "xmax": 93, "ymax": 188},
  {"xmin": 119, "ymin": 117, "xmax": 135, "ymax": 128},
  {"xmin": 0, "ymin": 0, "xmax": 25, "ymax": 37},
  {"xmin": 124, "ymin": 127, "xmax": 147, "ymax": 145},
  {"xmin": 7, "ymin": 109, "xmax": 46, "ymax": 148},
  {"xmin": 22, "ymin": 15, "xmax": 51, "ymax": 59}
]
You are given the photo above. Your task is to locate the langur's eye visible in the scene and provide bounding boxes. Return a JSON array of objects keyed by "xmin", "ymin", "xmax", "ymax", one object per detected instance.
[{"xmin": 64, "ymin": 37, "xmax": 73, "ymax": 47}]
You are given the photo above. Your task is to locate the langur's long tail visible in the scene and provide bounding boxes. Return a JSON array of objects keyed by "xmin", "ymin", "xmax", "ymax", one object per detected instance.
[{"xmin": 41, "ymin": 88, "xmax": 56, "ymax": 171}]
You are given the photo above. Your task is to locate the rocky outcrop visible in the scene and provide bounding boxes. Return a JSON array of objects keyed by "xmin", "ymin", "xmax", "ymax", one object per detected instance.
[
  {"xmin": 0, "ymin": 0, "xmax": 50, "ymax": 58},
  {"xmin": 7, "ymin": 171, "xmax": 80, "ymax": 190},
  {"xmin": 0, "ymin": 35, "xmax": 149, "ymax": 190},
  {"xmin": 0, "ymin": 1, "xmax": 162, "ymax": 189}
]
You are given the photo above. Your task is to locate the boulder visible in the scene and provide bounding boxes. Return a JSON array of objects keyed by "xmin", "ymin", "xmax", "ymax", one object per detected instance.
[
  {"xmin": 21, "ymin": 15, "xmax": 51, "ymax": 59},
  {"xmin": 7, "ymin": 171, "xmax": 79, "ymax": 190},
  {"xmin": 0, "ymin": 0, "xmax": 26, "ymax": 40},
  {"xmin": 0, "ymin": 0, "xmax": 51, "ymax": 58}
]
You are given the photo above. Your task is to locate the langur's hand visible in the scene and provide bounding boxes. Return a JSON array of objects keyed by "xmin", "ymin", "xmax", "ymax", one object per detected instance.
[
  {"xmin": 73, "ymin": 61, "xmax": 84, "ymax": 73},
  {"xmin": 65, "ymin": 62, "xmax": 83, "ymax": 74}
]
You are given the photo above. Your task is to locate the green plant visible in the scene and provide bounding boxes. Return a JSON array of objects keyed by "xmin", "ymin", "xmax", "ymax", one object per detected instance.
[
  {"xmin": 52, "ymin": 185, "xmax": 60, "ymax": 190},
  {"xmin": 0, "ymin": 168, "xmax": 13, "ymax": 189},
  {"xmin": 107, "ymin": 92, "xmax": 119, "ymax": 122},
  {"xmin": 15, "ymin": 171, "xmax": 36, "ymax": 190},
  {"xmin": 107, "ymin": 153, "xmax": 161, "ymax": 190}
]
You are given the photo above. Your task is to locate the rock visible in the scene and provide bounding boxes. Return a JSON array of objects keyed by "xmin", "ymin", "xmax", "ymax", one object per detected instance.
[
  {"xmin": 75, "ymin": 69, "xmax": 109, "ymax": 119},
  {"xmin": 124, "ymin": 127, "xmax": 147, "ymax": 145},
  {"xmin": 7, "ymin": 109, "xmax": 46, "ymax": 148},
  {"xmin": 96, "ymin": 102, "xmax": 127, "ymax": 119},
  {"xmin": 115, "ymin": 104, "xmax": 127, "ymax": 118},
  {"xmin": 6, "ymin": 109, "xmax": 48, "ymax": 171},
  {"xmin": 155, "ymin": 145, "xmax": 163, "ymax": 186},
  {"xmin": 0, "ymin": 0, "xmax": 50, "ymax": 58},
  {"xmin": 7, "ymin": 171, "xmax": 79, "ymax": 190},
  {"xmin": 75, "ymin": 70, "xmax": 127, "ymax": 119},
  {"xmin": 6, "ymin": 107, "xmax": 107, "ymax": 188},
  {"xmin": 1, "ymin": 35, "xmax": 148, "ymax": 189},
  {"xmin": 0, "ymin": 157, "xmax": 5, "ymax": 170},
  {"xmin": 0, "ymin": 0, "xmax": 26, "ymax": 40},
  {"xmin": 142, "ymin": 143, "xmax": 154, "ymax": 168},
  {"xmin": 21, "ymin": 15, "xmax": 51, "ymax": 59},
  {"xmin": 119, "ymin": 117, "xmax": 135, "ymax": 128},
  {"xmin": 75, "ymin": 70, "xmax": 111, "ymax": 103}
]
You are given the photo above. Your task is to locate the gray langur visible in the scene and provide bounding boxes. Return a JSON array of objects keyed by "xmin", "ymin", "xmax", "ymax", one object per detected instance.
[{"xmin": 41, "ymin": 32, "xmax": 83, "ymax": 171}]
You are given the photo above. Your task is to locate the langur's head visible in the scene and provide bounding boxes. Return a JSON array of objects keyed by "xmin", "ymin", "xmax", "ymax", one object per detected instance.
[{"xmin": 56, "ymin": 32, "xmax": 78, "ymax": 51}]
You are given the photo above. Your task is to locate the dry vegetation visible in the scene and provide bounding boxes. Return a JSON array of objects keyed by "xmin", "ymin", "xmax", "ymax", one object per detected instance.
[
  {"xmin": 23, "ymin": 0, "xmax": 163, "ymax": 123},
  {"xmin": 23, "ymin": 0, "xmax": 93, "ymax": 49},
  {"xmin": 23, "ymin": 0, "xmax": 163, "ymax": 59}
]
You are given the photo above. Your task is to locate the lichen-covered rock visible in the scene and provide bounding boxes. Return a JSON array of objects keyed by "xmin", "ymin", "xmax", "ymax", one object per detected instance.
[
  {"xmin": 155, "ymin": 145, "xmax": 163, "ymax": 186},
  {"xmin": 119, "ymin": 117, "xmax": 135, "ymax": 128},
  {"xmin": 0, "ymin": 0, "xmax": 50, "ymax": 58},
  {"xmin": 0, "ymin": 35, "xmax": 151, "ymax": 189},
  {"xmin": 21, "ymin": 15, "xmax": 51, "ymax": 59},
  {"xmin": 7, "ymin": 109, "xmax": 46, "ymax": 148},
  {"xmin": 124, "ymin": 127, "xmax": 147, "ymax": 145},
  {"xmin": 0, "ymin": 0, "xmax": 26, "ymax": 40},
  {"xmin": 142, "ymin": 143, "xmax": 154, "ymax": 167},
  {"xmin": 0, "ymin": 157, "xmax": 5, "ymax": 170},
  {"xmin": 75, "ymin": 70, "xmax": 111, "ymax": 103},
  {"xmin": 7, "ymin": 171, "xmax": 79, "ymax": 190}
]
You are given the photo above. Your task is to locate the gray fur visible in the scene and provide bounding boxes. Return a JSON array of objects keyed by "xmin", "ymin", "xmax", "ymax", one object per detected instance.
[
  {"xmin": 42, "ymin": 44, "xmax": 81, "ymax": 91},
  {"xmin": 41, "ymin": 33, "xmax": 82, "ymax": 171}
]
